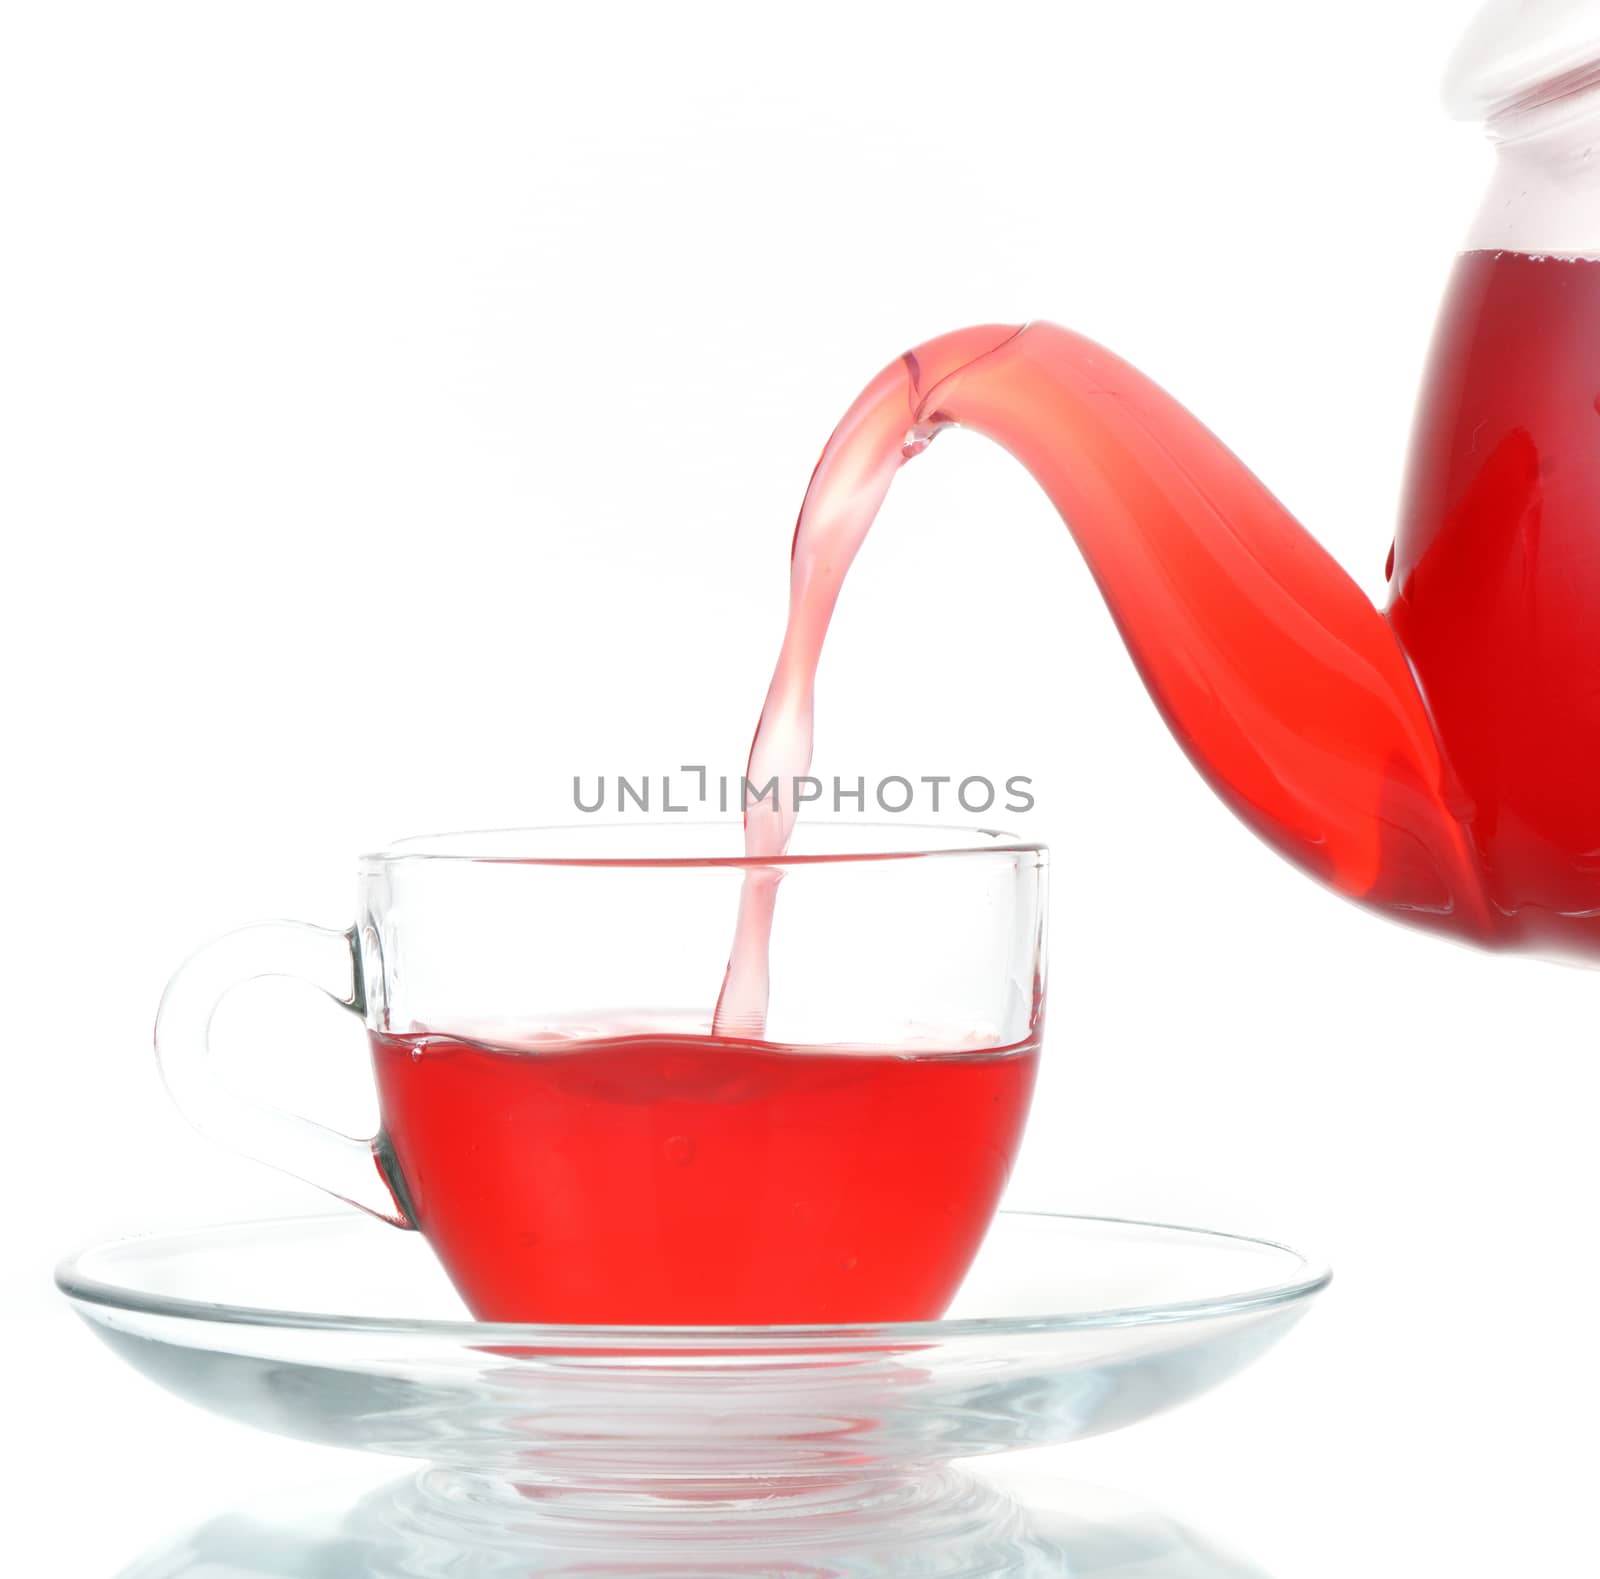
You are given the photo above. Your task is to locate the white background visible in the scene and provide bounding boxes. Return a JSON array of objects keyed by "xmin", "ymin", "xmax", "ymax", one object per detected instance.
[{"xmin": 5, "ymin": 1, "xmax": 1599, "ymax": 1572}]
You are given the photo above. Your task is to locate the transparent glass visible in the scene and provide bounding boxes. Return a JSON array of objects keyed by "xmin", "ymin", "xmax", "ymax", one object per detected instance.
[
  {"xmin": 351, "ymin": 822, "xmax": 1045, "ymax": 1048},
  {"xmin": 154, "ymin": 822, "xmax": 1048, "ymax": 1321},
  {"xmin": 59, "ymin": 1209, "xmax": 1328, "ymax": 1547}
]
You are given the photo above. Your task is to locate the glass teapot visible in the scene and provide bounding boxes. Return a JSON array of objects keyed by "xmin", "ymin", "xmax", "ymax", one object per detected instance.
[{"xmin": 766, "ymin": 0, "xmax": 1600, "ymax": 964}]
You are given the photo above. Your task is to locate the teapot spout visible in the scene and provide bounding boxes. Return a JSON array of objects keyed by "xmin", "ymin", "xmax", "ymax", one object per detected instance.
[{"xmin": 777, "ymin": 323, "xmax": 1496, "ymax": 944}]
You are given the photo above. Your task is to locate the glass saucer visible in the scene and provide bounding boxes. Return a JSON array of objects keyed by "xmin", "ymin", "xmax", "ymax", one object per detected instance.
[{"xmin": 59, "ymin": 1210, "xmax": 1327, "ymax": 1535}]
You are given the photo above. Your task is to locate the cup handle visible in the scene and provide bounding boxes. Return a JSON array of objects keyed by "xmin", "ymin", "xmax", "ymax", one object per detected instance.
[{"xmin": 154, "ymin": 920, "xmax": 411, "ymax": 1227}]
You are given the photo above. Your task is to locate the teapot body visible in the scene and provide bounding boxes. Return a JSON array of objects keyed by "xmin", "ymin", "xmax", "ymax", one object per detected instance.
[
  {"xmin": 1386, "ymin": 17, "xmax": 1600, "ymax": 956},
  {"xmin": 1390, "ymin": 247, "xmax": 1600, "ymax": 957}
]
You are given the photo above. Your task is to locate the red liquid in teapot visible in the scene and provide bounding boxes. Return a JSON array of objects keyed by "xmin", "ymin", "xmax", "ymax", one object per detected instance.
[
  {"xmin": 370, "ymin": 1024, "xmax": 1038, "ymax": 1324},
  {"xmin": 1391, "ymin": 249, "xmax": 1600, "ymax": 953}
]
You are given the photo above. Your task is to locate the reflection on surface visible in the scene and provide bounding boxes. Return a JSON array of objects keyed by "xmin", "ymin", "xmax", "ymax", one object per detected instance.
[{"xmin": 115, "ymin": 1469, "xmax": 1273, "ymax": 1578}]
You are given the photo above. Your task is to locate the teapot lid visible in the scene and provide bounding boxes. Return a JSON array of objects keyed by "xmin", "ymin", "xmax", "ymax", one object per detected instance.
[{"xmin": 1446, "ymin": 0, "xmax": 1600, "ymax": 121}]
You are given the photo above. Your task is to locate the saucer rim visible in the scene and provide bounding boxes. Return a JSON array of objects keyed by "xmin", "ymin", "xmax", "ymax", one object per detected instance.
[{"xmin": 55, "ymin": 1209, "xmax": 1332, "ymax": 1347}]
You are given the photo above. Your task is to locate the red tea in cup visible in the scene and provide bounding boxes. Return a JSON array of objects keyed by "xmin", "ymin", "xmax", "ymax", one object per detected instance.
[{"xmin": 370, "ymin": 1021, "xmax": 1039, "ymax": 1324}]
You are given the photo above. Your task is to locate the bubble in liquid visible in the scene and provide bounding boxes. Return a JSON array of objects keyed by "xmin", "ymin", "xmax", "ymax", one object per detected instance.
[{"xmin": 663, "ymin": 1134, "xmax": 695, "ymax": 1166}]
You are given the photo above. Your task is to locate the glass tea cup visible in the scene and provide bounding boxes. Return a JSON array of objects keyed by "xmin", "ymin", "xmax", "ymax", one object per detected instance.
[{"xmin": 155, "ymin": 822, "xmax": 1048, "ymax": 1324}]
